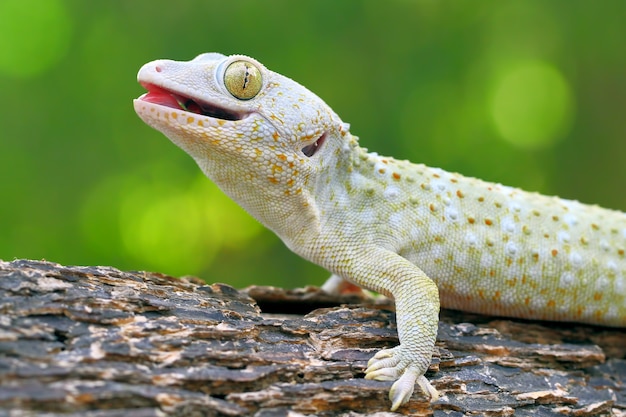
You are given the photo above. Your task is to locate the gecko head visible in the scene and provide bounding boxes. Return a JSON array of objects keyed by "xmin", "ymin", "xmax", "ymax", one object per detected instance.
[{"xmin": 133, "ymin": 53, "xmax": 348, "ymax": 235}]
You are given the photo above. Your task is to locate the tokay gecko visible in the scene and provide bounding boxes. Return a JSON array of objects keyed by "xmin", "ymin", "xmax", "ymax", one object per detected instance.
[{"xmin": 133, "ymin": 53, "xmax": 626, "ymax": 411}]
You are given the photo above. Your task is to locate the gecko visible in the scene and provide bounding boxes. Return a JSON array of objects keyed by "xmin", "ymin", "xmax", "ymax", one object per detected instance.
[{"xmin": 133, "ymin": 53, "xmax": 626, "ymax": 411}]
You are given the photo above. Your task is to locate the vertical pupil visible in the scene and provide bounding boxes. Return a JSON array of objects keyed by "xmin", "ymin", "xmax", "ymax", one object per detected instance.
[{"xmin": 242, "ymin": 65, "xmax": 249, "ymax": 90}]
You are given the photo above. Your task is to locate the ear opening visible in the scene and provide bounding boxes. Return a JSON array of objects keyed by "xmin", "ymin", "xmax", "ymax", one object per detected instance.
[{"xmin": 301, "ymin": 133, "xmax": 327, "ymax": 157}]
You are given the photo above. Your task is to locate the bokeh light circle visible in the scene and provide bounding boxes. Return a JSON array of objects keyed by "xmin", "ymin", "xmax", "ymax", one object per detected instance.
[{"xmin": 490, "ymin": 61, "xmax": 574, "ymax": 150}]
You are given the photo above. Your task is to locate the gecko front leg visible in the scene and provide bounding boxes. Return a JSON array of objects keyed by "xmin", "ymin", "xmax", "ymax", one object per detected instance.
[
  {"xmin": 365, "ymin": 276, "xmax": 440, "ymax": 410},
  {"xmin": 331, "ymin": 248, "xmax": 440, "ymax": 411}
]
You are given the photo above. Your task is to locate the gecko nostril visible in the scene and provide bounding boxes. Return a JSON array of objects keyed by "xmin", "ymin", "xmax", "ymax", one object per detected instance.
[
  {"xmin": 155, "ymin": 66, "xmax": 162, "ymax": 73},
  {"xmin": 302, "ymin": 133, "xmax": 327, "ymax": 157}
]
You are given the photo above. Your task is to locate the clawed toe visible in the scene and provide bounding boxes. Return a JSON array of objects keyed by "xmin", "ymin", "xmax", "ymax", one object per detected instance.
[
  {"xmin": 366, "ymin": 347, "xmax": 401, "ymax": 377},
  {"xmin": 365, "ymin": 346, "xmax": 438, "ymax": 411}
]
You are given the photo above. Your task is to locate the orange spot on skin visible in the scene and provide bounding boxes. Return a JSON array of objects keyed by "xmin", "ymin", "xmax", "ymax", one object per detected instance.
[
  {"xmin": 489, "ymin": 269, "xmax": 496, "ymax": 277},
  {"xmin": 268, "ymin": 177, "xmax": 279, "ymax": 184},
  {"xmin": 277, "ymin": 154, "xmax": 287, "ymax": 161},
  {"xmin": 485, "ymin": 219, "xmax": 493, "ymax": 226},
  {"xmin": 591, "ymin": 223, "xmax": 600, "ymax": 230},
  {"xmin": 524, "ymin": 297, "xmax": 531, "ymax": 306},
  {"xmin": 618, "ymin": 249, "xmax": 625, "ymax": 256},
  {"xmin": 217, "ymin": 120, "xmax": 225, "ymax": 126},
  {"xmin": 392, "ymin": 172, "xmax": 401, "ymax": 181},
  {"xmin": 478, "ymin": 290, "xmax": 485, "ymax": 299},
  {"xmin": 468, "ymin": 217, "xmax": 475, "ymax": 224},
  {"xmin": 551, "ymin": 249, "xmax": 558, "ymax": 257},
  {"xmin": 429, "ymin": 204, "xmax": 436, "ymax": 212},
  {"xmin": 594, "ymin": 292, "xmax": 603, "ymax": 301},
  {"xmin": 273, "ymin": 132, "xmax": 280, "ymax": 140},
  {"xmin": 378, "ymin": 169, "xmax": 386, "ymax": 174},
  {"xmin": 576, "ymin": 307, "xmax": 583, "ymax": 318},
  {"xmin": 547, "ymin": 300, "xmax": 556, "ymax": 308},
  {"xmin": 456, "ymin": 190, "xmax": 464, "ymax": 198},
  {"xmin": 493, "ymin": 291, "xmax": 501, "ymax": 301},
  {"xmin": 478, "ymin": 197, "xmax": 485, "ymax": 202},
  {"xmin": 187, "ymin": 117, "xmax": 194, "ymax": 123},
  {"xmin": 507, "ymin": 278, "xmax": 517, "ymax": 287},
  {"xmin": 197, "ymin": 120, "xmax": 204, "ymax": 127}
]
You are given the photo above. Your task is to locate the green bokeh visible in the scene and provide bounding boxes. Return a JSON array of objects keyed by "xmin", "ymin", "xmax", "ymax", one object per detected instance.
[
  {"xmin": 490, "ymin": 61, "xmax": 574, "ymax": 150},
  {"xmin": 1, "ymin": 0, "xmax": 625, "ymax": 288},
  {"xmin": 0, "ymin": 0, "xmax": 72, "ymax": 77}
]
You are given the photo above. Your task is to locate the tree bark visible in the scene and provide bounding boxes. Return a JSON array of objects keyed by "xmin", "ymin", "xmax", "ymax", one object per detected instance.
[{"xmin": 1, "ymin": 259, "xmax": 624, "ymax": 416}]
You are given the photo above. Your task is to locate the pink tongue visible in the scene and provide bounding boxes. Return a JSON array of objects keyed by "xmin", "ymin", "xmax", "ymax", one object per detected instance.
[
  {"xmin": 141, "ymin": 91, "xmax": 180, "ymax": 108},
  {"xmin": 140, "ymin": 85, "xmax": 181, "ymax": 109}
]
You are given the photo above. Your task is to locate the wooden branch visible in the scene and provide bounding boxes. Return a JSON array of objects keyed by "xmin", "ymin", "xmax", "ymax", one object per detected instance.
[{"xmin": 1, "ymin": 260, "xmax": 624, "ymax": 416}]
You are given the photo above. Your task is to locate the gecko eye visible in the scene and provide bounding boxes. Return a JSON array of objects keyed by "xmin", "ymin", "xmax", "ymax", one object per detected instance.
[{"xmin": 223, "ymin": 60, "xmax": 263, "ymax": 100}]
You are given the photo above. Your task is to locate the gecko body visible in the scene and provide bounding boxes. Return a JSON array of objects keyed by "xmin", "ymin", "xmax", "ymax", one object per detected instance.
[{"xmin": 134, "ymin": 53, "xmax": 626, "ymax": 411}]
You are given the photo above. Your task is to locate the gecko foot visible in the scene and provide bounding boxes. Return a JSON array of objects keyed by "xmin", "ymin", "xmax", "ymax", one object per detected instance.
[{"xmin": 365, "ymin": 346, "xmax": 438, "ymax": 411}]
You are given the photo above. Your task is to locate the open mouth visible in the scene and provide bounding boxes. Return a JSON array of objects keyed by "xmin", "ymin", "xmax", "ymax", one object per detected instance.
[
  {"xmin": 138, "ymin": 82, "xmax": 326, "ymax": 158},
  {"xmin": 139, "ymin": 83, "xmax": 244, "ymax": 121}
]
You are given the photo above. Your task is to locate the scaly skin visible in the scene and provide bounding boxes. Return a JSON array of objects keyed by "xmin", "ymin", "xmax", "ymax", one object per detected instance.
[{"xmin": 134, "ymin": 53, "xmax": 626, "ymax": 411}]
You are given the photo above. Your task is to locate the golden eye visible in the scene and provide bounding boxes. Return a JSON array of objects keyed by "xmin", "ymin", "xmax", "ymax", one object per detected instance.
[{"xmin": 223, "ymin": 60, "xmax": 262, "ymax": 100}]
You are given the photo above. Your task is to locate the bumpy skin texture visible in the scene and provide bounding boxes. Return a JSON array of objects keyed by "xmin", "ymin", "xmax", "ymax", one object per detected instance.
[{"xmin": 134, "ymin": 53, "xmax": 626, "ymax": 411}]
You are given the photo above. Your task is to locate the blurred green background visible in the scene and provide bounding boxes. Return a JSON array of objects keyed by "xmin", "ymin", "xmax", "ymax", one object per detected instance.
[{"xmin": 1, "ymin": 0, "xmax": 625, "ymax": 289}]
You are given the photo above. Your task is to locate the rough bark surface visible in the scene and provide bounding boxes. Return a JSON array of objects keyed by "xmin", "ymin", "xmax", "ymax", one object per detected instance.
[{"xmin": 0, "ymin": 259, "xmax": 624, "ymax": 417}]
